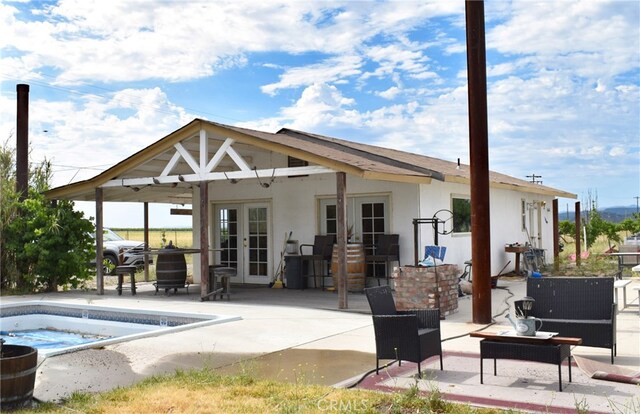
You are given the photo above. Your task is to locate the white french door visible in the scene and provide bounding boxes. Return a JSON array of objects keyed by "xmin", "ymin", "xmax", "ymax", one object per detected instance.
[
  {"xmin": 319, "ymin": 195, "xmax": 390, "ymax": 278},
  {"xmin": 319, "ymin": 196, "xmax": 389, "ymax": 243},
  {"xmin": 214, "ymin": 202, "xmax": 271, "ymax": 284}
]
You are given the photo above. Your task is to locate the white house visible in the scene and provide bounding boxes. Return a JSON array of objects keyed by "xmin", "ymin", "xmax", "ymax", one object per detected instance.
[{"xmin": 46, "ymin": 119, "xmax": 576, "ymax": 296}]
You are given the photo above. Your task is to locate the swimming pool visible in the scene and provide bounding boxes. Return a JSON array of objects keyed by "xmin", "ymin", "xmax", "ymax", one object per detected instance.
[{"xmin": 0, "ymin": 301, "xmax": 240, "ymax": 357}]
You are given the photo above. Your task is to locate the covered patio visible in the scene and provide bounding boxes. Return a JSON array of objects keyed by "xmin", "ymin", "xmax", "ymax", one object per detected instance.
[{"xmin": 46, "ymin": 118, "xmax": 575, "ymax": 311}]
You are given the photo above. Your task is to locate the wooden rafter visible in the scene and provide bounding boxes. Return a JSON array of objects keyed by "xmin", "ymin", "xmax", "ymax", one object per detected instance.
[{"xmin": 102, "ymin": 131, "xmax": 334, "ymax": 189}]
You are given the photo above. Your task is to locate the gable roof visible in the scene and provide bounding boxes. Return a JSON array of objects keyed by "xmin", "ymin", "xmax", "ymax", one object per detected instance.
[{"xmin": 45, "ymin": 118, "xmax": 576, "ymax": 202}]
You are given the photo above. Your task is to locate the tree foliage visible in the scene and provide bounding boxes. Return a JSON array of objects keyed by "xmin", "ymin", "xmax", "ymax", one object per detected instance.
[
  {"xmin": 553, "ymin": 212, "xmax": 639, "ymax": 252},
  {"xmin": 558, "ymin": 220, "xmax": 575, "ymax": 238},
  {"xmin": 584, "ymin": 209, "xmax": 620, "ymax": 249},
  {"xmin": 1, "ymin": 140, "xmax": 95, "ymax": 292},
  {"xmin": 619, "ymin": 214, "xmax": 640, "ymax": 235}
]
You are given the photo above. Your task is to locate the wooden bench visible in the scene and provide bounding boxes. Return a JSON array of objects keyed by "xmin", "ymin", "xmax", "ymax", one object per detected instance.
[
  {"xmin": 115, "ymin": 265, "xmax": 137, "ymax": 296},
  {"xmin": 527, "ymin": 277, "xmax": 616, "ymax": 363}
]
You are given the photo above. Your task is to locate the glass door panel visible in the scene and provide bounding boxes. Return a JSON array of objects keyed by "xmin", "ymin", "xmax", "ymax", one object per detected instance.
[
  {"xmin": 215, "ymin": 205, "xmax": 241, "ymax": 282},
  {"xmin": 245, "ymin": 204, "xmax": 270, "ymax": 283},
  {"xmin": 359, "ymin": 200, "xmax": 388, "ymax": 279}
]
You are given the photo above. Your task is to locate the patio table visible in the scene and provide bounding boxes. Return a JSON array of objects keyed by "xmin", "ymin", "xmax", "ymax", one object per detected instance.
[
  {"xmin": 504, "ymin": 244, "xmax": 528, "ymax": 275},
  {"xmin": 470, "ymin": 331, "xmax": 582, "ymax": 392}
]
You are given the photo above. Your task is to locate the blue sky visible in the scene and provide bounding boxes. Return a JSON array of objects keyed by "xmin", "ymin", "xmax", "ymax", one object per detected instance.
[{"xmin": 1, "ymin": 0, "xmax": 639, "ymax": 228}]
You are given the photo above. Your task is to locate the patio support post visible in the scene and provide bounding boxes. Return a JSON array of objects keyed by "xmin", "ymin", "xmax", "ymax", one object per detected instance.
[
  {"xmin": 465, "ymin": 0, "xmax": 492, "ymax": 324},
  {"xmin": 16, "ymin": 84, "xmax": 29, "ymax": 201},
  {"xmin": 95, "ymin": 187, "xmax": 104, "ymax": 295},
  {"xmin": 553, "ymin": 199, "xmax": 559, "ymax": 271},
  {"xmin": 144, "ymin": 202, "xmax": 150, "ymax": 282},
  {"xmin": 336, "ymin": 172, "xmax": 348, "ymax": 309},
  {"xmin": 575, "ymin": 201, "xmax": 581, "ymax": 267},
  {"xmin": 199, "ymin": 181, "xmax": 210, "ymax": 299}
]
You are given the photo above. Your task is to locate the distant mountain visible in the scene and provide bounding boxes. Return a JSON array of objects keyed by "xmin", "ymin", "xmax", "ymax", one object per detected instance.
[{"xmin": 559, "ymin": 205, "xmax": 638, "ymax": 223}]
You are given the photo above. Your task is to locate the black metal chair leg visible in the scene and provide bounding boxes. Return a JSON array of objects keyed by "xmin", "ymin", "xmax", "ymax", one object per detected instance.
[{"xmin": 558, "ymin": 363, "xmax": 563, "ymax": 392}]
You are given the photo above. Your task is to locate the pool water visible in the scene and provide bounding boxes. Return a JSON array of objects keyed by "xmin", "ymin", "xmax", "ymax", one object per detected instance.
[
  {"xmin": 1, "ymin": 329, "xmax": 111, "ymax": 349},
  {"xmin": 0, "ymin": 301, "xmax": 241, "ymax": 357}
]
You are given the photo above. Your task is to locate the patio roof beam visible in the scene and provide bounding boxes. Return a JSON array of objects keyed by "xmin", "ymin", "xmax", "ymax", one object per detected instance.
[
  {"xmin": 175, "ymin": 142, "xmax": 200, "ymax": 175},
  {"xmin": 226, "ymin": 145, "xmax": 252, "ymax": 172},
  {"xmin": 160, "ymin": 151, "xmax": 182, "ymax": 177},
  {"xmin": 205, "ymin": 138, "xmax": 234, "ymax": 172},
  {"xmin": 101, "ymin": 165, "xmax": 335, "ymax": 188}
]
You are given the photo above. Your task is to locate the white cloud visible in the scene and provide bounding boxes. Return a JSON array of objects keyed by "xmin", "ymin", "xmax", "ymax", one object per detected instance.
[
  {"xmin": 1, "ymin": 0, "xmax": 637, "ymax": 210},
  {"xmin": 0, "ymin": 86, "xmax": 192, "ymax": 188},
  {"xmin": 362, "ymin": 44, "xmax": 430, "ymax": 80},
  {"xmin": 377, "ymin": 86, "xmax": 400, "ymax": 100},
  {"xmin": 608, "ymin": 146, "xmax": 626, "ymax": 157},
  {"xmin": 1, "ymin": 0, "xmax": 463, "ymax": 85},
  {"xmin": 261, "ymin": 56, "xmax": 362, "ymax": 96},
  {"xmin": 486, "ymin": 0, "xmax": 639, "ymax": 81}
]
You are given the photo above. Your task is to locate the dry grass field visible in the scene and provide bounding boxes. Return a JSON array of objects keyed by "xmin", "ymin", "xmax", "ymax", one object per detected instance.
[{"xmin": 111, "ymin": 228, "xmax": 193, "ymax": 248}]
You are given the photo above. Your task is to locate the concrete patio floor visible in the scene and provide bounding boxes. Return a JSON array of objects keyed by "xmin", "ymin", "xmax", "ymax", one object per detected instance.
[{"xmin": 3, "ymin": 276, "xmax": 639, "ymax": 413}]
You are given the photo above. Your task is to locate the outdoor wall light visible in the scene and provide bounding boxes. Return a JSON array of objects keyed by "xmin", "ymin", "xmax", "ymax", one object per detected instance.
[
  {"xmin": 223, "ymin": 171, "xmax": 239, "ymax": 184},
  {"xmin": 254, "ymin": 167, "xmax": 275, "ymax": 188}
]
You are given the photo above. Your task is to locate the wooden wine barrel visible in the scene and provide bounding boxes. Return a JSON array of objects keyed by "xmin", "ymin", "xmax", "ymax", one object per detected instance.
[
  {"xmin": 155, "ymin": 248, "xmax": 187, "ymax": 290},
  {"xmin": 331, "ymin": 243, "xmax": 366, "ymax": 292},
  {"xmin": 0, "ymin": 345, "xmax": 38, "ymax": 410}
]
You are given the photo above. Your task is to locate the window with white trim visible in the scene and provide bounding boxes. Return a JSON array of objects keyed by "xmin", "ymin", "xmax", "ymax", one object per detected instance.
[{"xmin": 452, "ymin": 196, "xmax": 471, "ymax": 233}]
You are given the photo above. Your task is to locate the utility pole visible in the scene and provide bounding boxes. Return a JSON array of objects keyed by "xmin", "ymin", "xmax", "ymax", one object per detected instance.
[
  {"xmin": 526, "ymin": 174, "xmax": 542, "ymax": 184},
  {"xmin": 465, "ymin": 0, "xmax": 491, "ymax": 324},
  {"xmin": 635, "ymin": 196, "xmax": 639, "ymax": 215}
]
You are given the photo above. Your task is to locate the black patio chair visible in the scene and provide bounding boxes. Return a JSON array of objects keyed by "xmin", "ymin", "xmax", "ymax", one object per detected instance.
[
  {"xmin": 364, "ymin": 285, "xmax": 443, "ymax": 378},
  {"xmin": 299, "ymin": 235, "xmax": 335, "ymax": 289},
  {"xmin": 365, "ymin": 234, "xmax": 400, "ymax": 285}
]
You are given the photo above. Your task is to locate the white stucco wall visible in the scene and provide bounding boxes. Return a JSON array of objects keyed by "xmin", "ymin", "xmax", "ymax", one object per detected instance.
[
  {"xmin": 190, "ymin": 167, "xmax": 556, "ymax": 282},
  {"xmin": 190, "ymin": 172, "xmax": 420, "ymax": 282},
  {"xmin": 416, "ymin": 181, "xmax": 556, "ymax": 276}
]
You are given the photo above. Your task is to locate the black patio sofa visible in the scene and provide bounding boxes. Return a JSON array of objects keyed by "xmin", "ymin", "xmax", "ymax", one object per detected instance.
[{"xmin": 526, "ymin": 276, "xmax": 616, "ymax": 363}]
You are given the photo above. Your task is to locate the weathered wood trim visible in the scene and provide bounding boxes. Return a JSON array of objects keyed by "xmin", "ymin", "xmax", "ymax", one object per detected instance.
[
  {"xmin": 144, "ymin": 202, "xmax": 150, "ymax": 282},
  {"xmin": 95, "ymin": 188, "xmax": 104, "ymax": 295},
  {"xmin": 336, "ymin": 172, "xmax": 348, "ymax": 309},
  {"xmin": 199, "ymin": 181, "xmax": 209, "ymax": 299}
]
